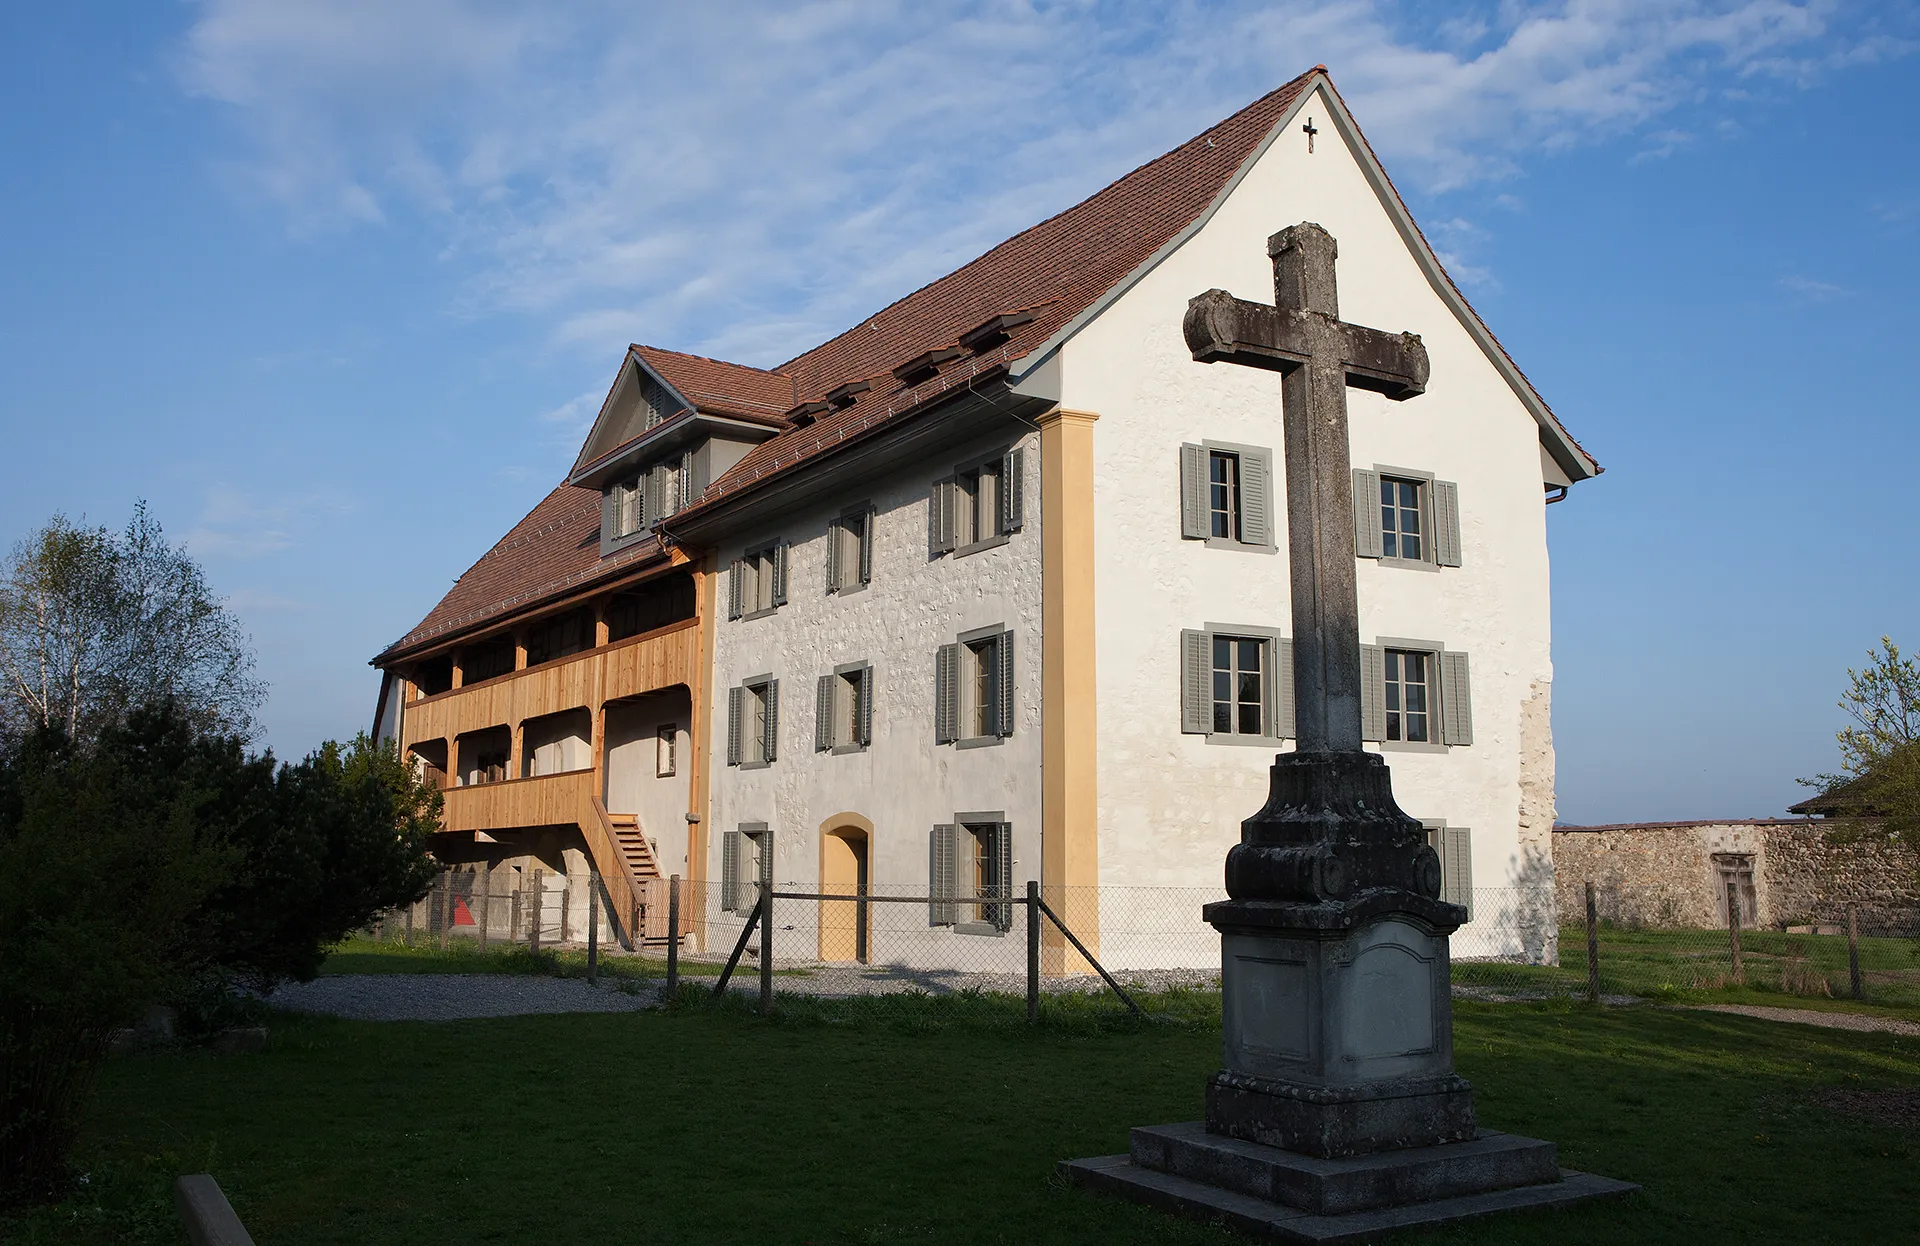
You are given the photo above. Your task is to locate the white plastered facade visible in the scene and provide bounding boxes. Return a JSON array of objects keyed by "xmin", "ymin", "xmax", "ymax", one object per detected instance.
[{"xmin": 1057, "ymin": 84, "xmax": 1558, "ymax": 959}]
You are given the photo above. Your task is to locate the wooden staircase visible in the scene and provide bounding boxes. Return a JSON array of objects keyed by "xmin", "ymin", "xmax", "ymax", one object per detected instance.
[{"xmin": 606, "ymin": 811, "xmax": 663, "ymax": 885}]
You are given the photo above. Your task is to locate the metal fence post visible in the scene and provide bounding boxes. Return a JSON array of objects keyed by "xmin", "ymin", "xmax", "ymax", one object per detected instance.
[
  {"xmin": 530, "ymin": 869, "xmax": 545, "ymax": 957},
  {"xmin": 587, "ymin": 867, "xmax": 600, "ymax": 984},
  {"xmin": 759, "ymin": 886, "xmax": 774, "ymax": 1016},
  {"xmin": 1726, "ymin": 881, "xmax": 1743, "ymax": 986},
  {"xmin": 1848, "ymin": 903, "xmax": 1864, "ymax": 1000},
  {"xmin": 1027, "ymin": 880, "xmax": 1040, "ymax": 1024},
  {"xmin": 1585, "ymin": 881, "xmax": 1600, "ymax": 1004},
  {"xmin": 667, "ymin": 874, "xmax": 682, "ymax": 994}
]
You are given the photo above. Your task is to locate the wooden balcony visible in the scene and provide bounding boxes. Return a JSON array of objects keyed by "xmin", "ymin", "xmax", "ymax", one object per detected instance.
[
  {"xmin": 399, "ymin": 617, "xmax": 699, "ymax": 752},
  {"xmin": 440, "ymin": 768, "xmax": 597, "ymax": 835}
]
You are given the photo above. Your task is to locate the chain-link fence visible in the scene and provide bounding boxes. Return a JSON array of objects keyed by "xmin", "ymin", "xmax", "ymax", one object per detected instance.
[{"xmin": 364, "ymin": 869, "xmax": 1920, "ymax": 1009}]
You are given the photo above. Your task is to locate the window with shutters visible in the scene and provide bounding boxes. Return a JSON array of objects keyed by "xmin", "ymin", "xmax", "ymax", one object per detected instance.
[
  {"xmin": 816, "ymin": 662, "xmax": 873, "ymax": 753},
  {"xmin": 936, "ymin": 625, "xmax": 1014, "ymax": 745},
  {"xmin": 1361, "ymin": 641, "xmax": 1473, "ymax": 750},
  {"xmin": 729, "ymin": 541, "xmax": 787, "ymax": 620},
  {"xmin": 1180, "ymin": 625, "xmax": 1293, "ymax": 744},
  {"xmin": 1353, "ymin": 466, "xmax": 1461, "ymax": 568},
  {"xmin": 1423, "ymin": 822, "xmax": 1474, "ymax": 918},
  {"xmin": 827, "ymin": 504, "xmax": 873, "ymax": 595},
  {"xmin": 1180, "ymin": 441, "xmax": 1274, "ymax": 551},
  {"xmin": 722, "ymin": 823, "xmax": 770, "ymax": 915},
  {"xmin": 728, "ymin": 675, "xmax": 779, "ymax": 768},
  {"xmin": 928, "ymin": 818, "xmax": 1012, "ymax": 934},
  {"xmin": 932, "ymin": 446, "xmax": 1024, "ymax": 558},
  {"xmin": 656, "ymin": 724, "xmax": 677, "ymax": 778}
]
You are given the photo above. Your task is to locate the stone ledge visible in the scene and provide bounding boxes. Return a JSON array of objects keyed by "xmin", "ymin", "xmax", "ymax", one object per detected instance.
[
  {"xmin": 1063, "ymin": 1152, "xmax": 1637, "ymax": 1244},
  {"xmin": 1131, "ymin": 1122, "xmax": 1560, "ymax": 1215}
]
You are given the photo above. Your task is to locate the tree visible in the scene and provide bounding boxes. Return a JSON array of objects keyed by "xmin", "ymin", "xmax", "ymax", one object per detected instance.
[
  {"xmin": 0, "ymin": 503, "xmax": 264, "ymax": 743},
  {"xmin": 0, "ymin": 704, "xmax": 440, "ymax": 1207},
  {"xmin": 1803, "ymin": 636, "xmax": 1920, "ymax": 850}
]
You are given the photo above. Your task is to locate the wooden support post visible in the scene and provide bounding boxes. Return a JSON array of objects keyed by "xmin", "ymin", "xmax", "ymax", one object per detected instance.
[
  {"xmin": 1727, "ymin": 881, "xmax": 1744, "ymax": 986},
  {"xmin": 405, "ymin": 896, "xmax": 415, "ymax": 946},
  {"xmin": 1848, "ymin": 903, "xmax": 1864, "ymax": 1001},
  {"xmin": 1585, "ymin": 881, "xmax": 1601, "ymax": 1004},
  {"xmin": 667, "ymin": 874, "xmax": 682, "ymax": 994},
  {"xmin": 477, "ymin": 863, "xmax": 491, "ymax": 951},
  {"xmin": 510, "ymin": 887, "xmax": 522, "ymax": 943},
  {"xmin": 1027, "ymin": 880, "xmax": 1040, "ymax": 1025},
  {"xmin": 587, "ymin": 868, "xmax": 600, "ymax": 984},
  {"xmin": 530, "ymin": 869, "xmax": 545, "ymax": 956},
  {"xmin": 560, "ymin": 861, "xmax": 573, "ymax": 946},
  {"xmin": 437, "ymin": 872, "xmax": 451, "ymax": 952},
  {"xmin": 759, "ymin": 886, "xmax": 773, "ymax": 1016}
]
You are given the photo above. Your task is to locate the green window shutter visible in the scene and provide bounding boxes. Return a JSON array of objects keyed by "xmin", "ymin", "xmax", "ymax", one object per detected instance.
[
  {"xmin": 929, "ymin": 825, "xmax": 956, "ymax": 926},
  {"xmin": 1239, "ymin": 448, "xmax": 1273, "ymax": 547},
  {"xmin": 857, "ymin": 664, "xmax": 874, "ymax": 746},
  {"xmin": 726, "ymin": 686, "xmax": 743, "ymax": 765},
  {"xmin": 857, "ymin": 508, "xmax": 874, "ymax": 585},
  {"xmin": 644, "ymin": 465, "xmax": 664, "ymax": 526},
  {"xmin": 674, "ymin": 456, "xmax": 689, "ymax": 516},
  {"xmin": 1180, "ymin": 629, "xmax": 1211, "ymax": 734},
  {"xmin": 934, "ymin": 643, "xmax": 959, "ymax": 743},
  {"xmin": 995, "ymin": 630, "xmax": 1015, "ymax": 737},
  {"xmin": 691, "ymin": 440, "xmax": 711, "ymax": 497},
  {"xmin": 1353, "ymin": 469, "xmax": 1383, "ymax": 559},
  {"xmin": 763, "ymin": 679, "xmax": 780, "ymax": 762},
  {"xmin": 722, "ymin": 830, "xmax": 742, "ymax": 914},
  {"xmin": 1360, "ymin": 644, "xmax": 1387, "ymax": 742},
  {"xmin": 1441, "ymin": 827, "xmax": 1473, "ymax": 917},
  {"xmin": 771, "ymin": 541, "xmax": 789, "ymax": 606},
  {"xmin": 1276, "ymin": 638, "xmax": 1296, "ymax": 739},
  {"xmin": 1001, "ymin": 448, "xmax": 1024, "ymax": 532},
  {"xmin": 815, "ymin": 674, "xmax": 834, "ymax": 751},
  {"xmin": 1179, "ymin": 444, "xmax": 1208, "ymax": 539},
  {"xmin": 1440, "ymin": 651, "xmax": 1474, "ymax": 746},
  {"xmin": 826, "ymin": 521, "xmax": 842, "ymax": 594},
  {"xmin": 728, "ymin": 558, "xmax": 744, "ymax": 620},
  {"xmin": 991, "ymin": 824, "xmax": 1014, "ymax": 932},
  {"xmin": 1434, "ymin": 480, "xmax": 1462, "ymax": 567},
  {"xmin": 930, "ymin": 478, "xmax": 957, "ymax": 555}
]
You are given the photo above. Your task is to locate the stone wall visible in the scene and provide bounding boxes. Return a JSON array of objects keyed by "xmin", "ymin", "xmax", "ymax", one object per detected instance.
[{"xmin": 1553, "ymin": 820, "xmax": 1919, "ymax": 931}]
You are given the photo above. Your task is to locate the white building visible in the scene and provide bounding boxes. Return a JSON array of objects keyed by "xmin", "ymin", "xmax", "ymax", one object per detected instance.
[{"xmin": 377, "ymin": 67, "xmax": 1597, "ymax": 970}]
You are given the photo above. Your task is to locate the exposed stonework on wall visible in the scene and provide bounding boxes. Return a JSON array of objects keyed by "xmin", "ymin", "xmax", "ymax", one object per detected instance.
[{"xmin": 1553, "ymin": 820, "xmax": 1920, "ymax": 930}]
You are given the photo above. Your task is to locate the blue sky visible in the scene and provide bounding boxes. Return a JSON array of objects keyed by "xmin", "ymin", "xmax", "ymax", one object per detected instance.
[{"xmin": 1, "ymin": 2, "xmax": 1915, "ymax": 823}]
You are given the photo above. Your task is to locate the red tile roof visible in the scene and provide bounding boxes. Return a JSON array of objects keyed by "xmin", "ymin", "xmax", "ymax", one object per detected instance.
[
  {"xmin": 632, "ymin": 345, "xmax": 795, "ymax": 422},
  {"xmin": 378, "ymin": 484, "xmax": 666, "ymax": 659}
]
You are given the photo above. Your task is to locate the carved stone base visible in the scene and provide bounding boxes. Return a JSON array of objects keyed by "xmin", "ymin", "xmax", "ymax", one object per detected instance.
[{"xmin": 1207, "ymin": 1071, "xmax": 1476, "ymax": 1159}]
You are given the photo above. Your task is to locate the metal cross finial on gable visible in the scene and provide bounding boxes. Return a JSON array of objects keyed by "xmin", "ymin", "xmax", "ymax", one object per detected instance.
[
  {"xmin": 1302, "ymin": 116, "xmax": 1318, "ymax": 153},
  {"xmin": 1183, "ymin": 223, "xmax": 1429, "ymax": 754}
]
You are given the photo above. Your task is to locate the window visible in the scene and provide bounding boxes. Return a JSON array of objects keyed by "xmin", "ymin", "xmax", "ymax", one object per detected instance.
[
  {"xmin": 525, "ymin": 609, "xmax": 591, "ymax": 667},
  {"xmin": 935, "ymin": 628, "xmax": 1013, "ymax": 743},
  {"xmin": 656, "ymin": 724, "xmax": 677, "ymax": 777},
  {"xmin": 1180, "ymin": 442, "xmax": 1272, "ymax": 549},
  {"xmin": 721, "ymin": 823, "xmax": 770, "ymax": 914},
  {"xmin": 930, "ymin": 447, "xmax": 1024, "ymax": 556},
  {"xmin": 1424, "ymin": 822, "xmax": 1474, "ymax": 917},
  {"xmin": 465, "ymin": 749, "xmax": 508, "ymax": 786},
  {"xmin": 614, "ymin": 476, "xmax": 643, "ymax": 539},
  {"xmin": 726, "ymin": 675, "xmax": 779, "ymax": 767},
  {"xmin": 1384, "ymin": 649, "xmax": 1431, "ymax": 743},
  {"xmin": 827, "ymin": 506, "xmax": 873, "ymax": 594},
  {"xmin": 1212, "ymin": 635, "xmax": 1266, "ymax": 736},
  {"xmin": 1361, "ymin": 644, "xmax": 1473, "ymax": 747},
  {"xmin": 815, "ymin": 664, "xmax": 873, "ymax": 752},
  {"xmin": 1180, "ymin": 627, "xmax": 1294, "ymax": 742},
  {"xmin": 928, "ymin": 819, "xmax": 1012, "ymax": 934},
  {"xmin": 1380, "ymin": 476, "xmax": 1424, "ymax": 561},
  {"xmin": 1353, "ymin": 467, "xmax": 1462, "ymax": 567},
  {"xmin": 728, "ymin": 541, "xmax": 788, "ymax": 619},
  {"xmin": 605, "ymin": 572, "xmax": 696, "ymax": 641}
]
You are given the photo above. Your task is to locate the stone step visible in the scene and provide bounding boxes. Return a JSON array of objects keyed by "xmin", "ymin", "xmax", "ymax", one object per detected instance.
[
  {"xmin": 1063, "ymin": 1151, "xmax": 1636, "ymax": 1245},
  {"xmin": 1129, "ymin": 1122, "xmax": 1561, "ymax": 1216}
]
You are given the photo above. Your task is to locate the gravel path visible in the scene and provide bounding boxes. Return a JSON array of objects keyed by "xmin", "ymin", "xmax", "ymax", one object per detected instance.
[
  {"xmin": 1683, "ymin": 1004, "xmax": 1920, "ymax": 1037},
  {"xmin": 710, "ymin": 964, "xmax": 1222, "ymax": 999},
  {"xmin": 271, "ymin": 974, "xmax": 658, "ymax": 1022}
]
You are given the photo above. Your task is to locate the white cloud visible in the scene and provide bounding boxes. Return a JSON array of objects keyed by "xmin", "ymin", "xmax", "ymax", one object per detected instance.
[
  {"xmin": 180, "ymin": 484, "xmax": 354, "ymax": 558},
  {"xmin": 1779, "ymin": 274, "xmax": 1846, "ymax": 302},
  {"xmin": 174, "ymin": 1, "xmax": 1900, "ymax": 364}
]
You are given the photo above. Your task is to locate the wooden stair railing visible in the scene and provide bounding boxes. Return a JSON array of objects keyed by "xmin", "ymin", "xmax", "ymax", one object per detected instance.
[{"xmin": 582, "ymin": 794, "xmax": 655, "ymax": 951}]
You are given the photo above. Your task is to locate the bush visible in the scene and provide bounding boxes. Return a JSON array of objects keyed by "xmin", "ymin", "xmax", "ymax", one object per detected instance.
[{"xmin": 0, "ymin": 704, "xmax": 439, "ymax": 1206}]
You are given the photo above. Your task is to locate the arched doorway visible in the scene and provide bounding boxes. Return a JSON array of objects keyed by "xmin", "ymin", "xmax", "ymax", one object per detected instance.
[{"xmin": 819, "ymin": 815, "xmax": 873, "ymax": 963}]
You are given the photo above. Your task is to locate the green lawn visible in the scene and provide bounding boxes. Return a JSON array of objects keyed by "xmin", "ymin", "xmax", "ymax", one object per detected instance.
[
  {"xmin": 5, "ymin": 991, "xmax": 1918, "ymax": 1245},
  {"xmin": 1455, "ymin": 924, "xmax": 1920, "ymax": 1010}
]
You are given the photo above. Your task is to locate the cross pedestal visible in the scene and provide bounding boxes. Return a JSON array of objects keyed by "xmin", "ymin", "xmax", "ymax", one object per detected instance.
[{"xmin": 1064, "ymin": 225, "xmax": 1634, "ymax": 1241}]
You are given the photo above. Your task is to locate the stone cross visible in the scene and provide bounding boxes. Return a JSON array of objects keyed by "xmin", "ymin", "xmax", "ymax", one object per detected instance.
[{"xmin": 1184, "ymin": 223, "xmax": 1429, "ymax": 753}]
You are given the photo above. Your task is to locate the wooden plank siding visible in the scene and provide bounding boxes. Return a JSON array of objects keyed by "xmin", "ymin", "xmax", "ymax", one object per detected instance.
[{"xmin": 400, "ymin": 618, "xmax": 699, "ymax": 751}]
